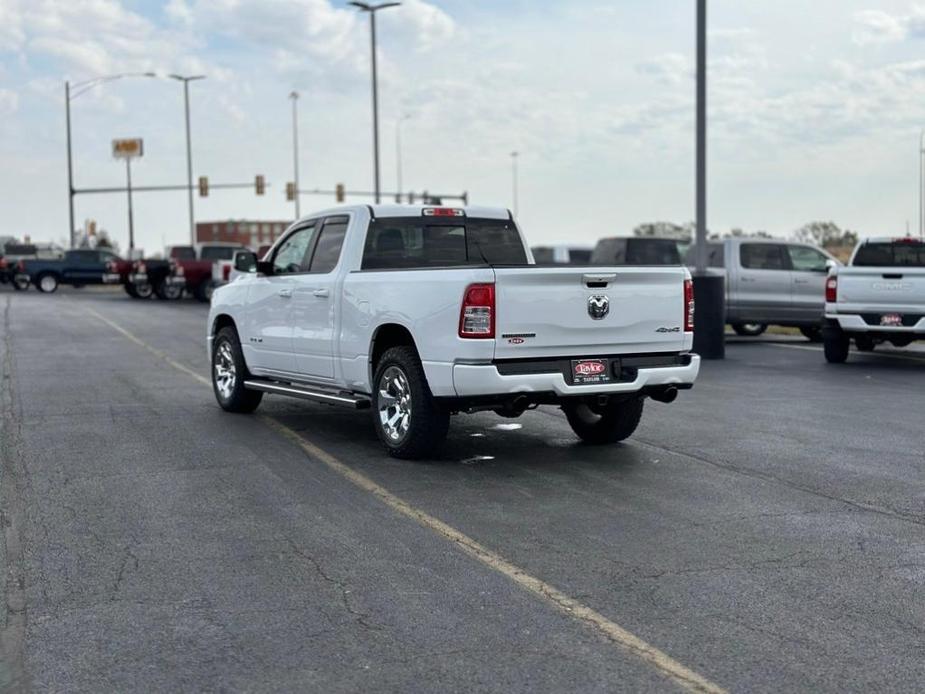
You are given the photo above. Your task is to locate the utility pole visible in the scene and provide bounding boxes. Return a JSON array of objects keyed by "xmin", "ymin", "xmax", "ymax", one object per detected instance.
[
  {"xmin": 919, "ymin": 130, "xmax": 924, "ymax": 238},
  {"xmin": 65, "ymin": 81, "xmax": 75, "ymax": 249},
  {"xmin": 350, "ymin": 2, "xmax": 401, "ymax": 204},
  {"xmin": 396, "ymin": 113, "xmax": 411, "ymax": 202},
  {"xmin": 125, "ymin": 158, "xmax": 135, "ymax": 252},
  {"xmin": 169, "ymin": 75, "xmax": 206, "ymax": 245},
  {"xmin": 290, "ymin": 91, "xmax": 301, "ymax": 218}
]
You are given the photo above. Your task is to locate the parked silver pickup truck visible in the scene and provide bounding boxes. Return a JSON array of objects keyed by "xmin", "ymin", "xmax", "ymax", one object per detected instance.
[
  {"xmin": 823, "ymin": 237, "xmax": 925, "ymax": 362},
  {"xmin": 686, "ymin": 238, "xmax": 838, "ymax": 340}
]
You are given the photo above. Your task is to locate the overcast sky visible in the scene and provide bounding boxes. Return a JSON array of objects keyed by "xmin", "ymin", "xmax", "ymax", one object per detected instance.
[{"xmin": 3, "ymin": 0, "xmax": 925, "ymax": 253}]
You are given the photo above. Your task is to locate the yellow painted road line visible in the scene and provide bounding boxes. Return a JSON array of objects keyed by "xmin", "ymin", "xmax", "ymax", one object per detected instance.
[
  {"xmin": 85, "ymin": 304, "xmax": 726, "ymax": 694},
  {"xmin": 769, "ymin": 342, "xmax": 925, "ymax": 363}
]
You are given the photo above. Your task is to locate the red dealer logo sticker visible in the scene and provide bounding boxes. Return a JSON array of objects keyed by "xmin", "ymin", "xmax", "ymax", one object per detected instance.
[{"xmin": 574, "ymin": 360, "xmax": 606, "ymax": 375}]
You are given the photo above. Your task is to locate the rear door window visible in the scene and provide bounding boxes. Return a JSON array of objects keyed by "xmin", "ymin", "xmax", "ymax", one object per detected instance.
[
  {"xmin": 362, "ymin": 217, "xmax": 526, "ymax": 269},
  {"xmin": 740, "ymin": 244, "xmax": 789, "ymax": 270},
  {"xmin": 309, "ymin": 217, "xmax": 348, "ymax": 273}
]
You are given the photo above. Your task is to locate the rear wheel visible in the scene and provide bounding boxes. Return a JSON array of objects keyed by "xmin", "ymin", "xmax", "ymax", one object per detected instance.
[
  {"xmin": 732, "ymin": 323, "xmax": 766, "ymax": 337},
  {"xmin": 12, "ymin": 276, "xmax": 29, "ymax": 291},
  {"xmin": 154, "ymin": 279, "xmax": 183, "ymax": 301},
  {"xmin": 194, "ymin": 280, "xmax": 216, "ymax": 303},
  {"xmin": 36, "ymin": 273, "xmax": 59, "ymax": 294},
  {"xmin": 211, "ymin": 327, "xmax": 263, "ymax": 413},
  {"xmin": 823, "ymin": 328, "xmax": 850, "ymax": 363},
  {"xmin": 562, "ymin": 397, "xmax": 644, "ymax": 444},
  {"xmin": 372, "ymin": 346, "xmax": 449, "ymax": 459}
]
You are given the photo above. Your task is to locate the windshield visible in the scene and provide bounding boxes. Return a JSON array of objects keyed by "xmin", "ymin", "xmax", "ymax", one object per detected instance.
[
  {"xmin": 853, "ymin": 241, "xmax": 925, "ymax": 267},
  {"xmin": 362, "ymin": 217, "xmax": 527, "ymax": 269}
]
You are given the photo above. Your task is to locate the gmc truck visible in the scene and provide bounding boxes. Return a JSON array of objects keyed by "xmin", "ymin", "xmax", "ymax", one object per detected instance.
[
  {"xmin": 823, "ymin": 237, "xmax": 925, "ymax": 362},
  {"xmin": 207, "ymin": 205, "xmax": 700, "ymax": 459}
]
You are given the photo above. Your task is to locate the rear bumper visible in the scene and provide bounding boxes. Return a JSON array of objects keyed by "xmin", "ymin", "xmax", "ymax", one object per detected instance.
[
  {"xmin": 825, "ymin": 313, "xmax": 925, "ymax": 333},
  {"xmin": 451, "ymin": 354, "xmax": 700, "ymax": 397}
]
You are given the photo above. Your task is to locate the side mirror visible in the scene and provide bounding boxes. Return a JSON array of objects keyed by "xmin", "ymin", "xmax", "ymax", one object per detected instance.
[
  {"xmin": 824, "ymin": 259, "xmax": 837, "ymax": 271},
  {"xmin": 234, "ymin": 251, "xmax": 258, "ymax": 272},
  {"xmin": 256, "ymin": 260, "xmax": 274, "ymax": 276}
]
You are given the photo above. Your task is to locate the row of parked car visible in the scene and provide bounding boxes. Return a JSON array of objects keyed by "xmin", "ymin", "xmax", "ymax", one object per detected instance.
[{"xmin": 7, "ymin": 242, "xmax": 266, "ymax": 302}]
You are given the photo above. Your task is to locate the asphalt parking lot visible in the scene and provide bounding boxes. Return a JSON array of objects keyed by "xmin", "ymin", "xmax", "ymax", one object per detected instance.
[{"xmin": 1, "ymin": 288, "xmax": 923, "ymax": 692}]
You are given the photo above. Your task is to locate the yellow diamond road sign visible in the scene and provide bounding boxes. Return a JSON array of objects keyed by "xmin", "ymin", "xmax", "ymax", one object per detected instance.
[{"xmin": 112, "ymin": 138, "xmax": 143, "ymax": 159}]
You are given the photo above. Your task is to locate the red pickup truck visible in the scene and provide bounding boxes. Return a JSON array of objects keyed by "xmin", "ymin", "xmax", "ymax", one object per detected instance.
[{"xmin": 169, "ymin": 243, "xmax": 250, "ymax": 302}]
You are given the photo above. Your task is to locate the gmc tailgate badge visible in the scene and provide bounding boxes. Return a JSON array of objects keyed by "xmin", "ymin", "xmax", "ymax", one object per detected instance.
[{"xmin": 588, "ymin": 294, "xmax": 609, "ymax": 320}]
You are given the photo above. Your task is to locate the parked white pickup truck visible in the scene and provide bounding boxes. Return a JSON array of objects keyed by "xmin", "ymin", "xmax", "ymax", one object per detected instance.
[
  {"xmin": 823, "ymin": 237, "xmax": 925, "ymax": 362},
  {"xmin": 207, "ymin": 205, "xmax": 700, "ymax": 458}
]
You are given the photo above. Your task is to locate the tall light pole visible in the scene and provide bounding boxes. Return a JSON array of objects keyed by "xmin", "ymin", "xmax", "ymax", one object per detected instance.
[
  {"xmin": 396, "ymin": 112, "xmax": 411, "ymax": 202},
  {"xmin": 510, "ymin": 151, "xmax": 519, "ymax": 217},
  {"xmin": 350, "ymin": 1, "xmax": 401, "ymax": 204},
  {"xmin": 919, "ymin": 129, "xmax": 924, "ymax": 238},
  {"xmin": 65, "ymin": 72, "xmax": 156, "ymax": 248},
  {"xmin": 691, "ymin": 0, "xmax": 725, "ymax": 359},
  {"xmin": 290, "ymin": 91, "xmax": 301, "ymax": 218},
  {"xmin": 168, "ymin": 74, "xmax": 206, "ymax": 245}
]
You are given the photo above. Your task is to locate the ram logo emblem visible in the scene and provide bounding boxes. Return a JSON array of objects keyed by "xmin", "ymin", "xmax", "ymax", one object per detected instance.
[{"xmin": 587, "ymin": 294, "xmax": 610, "ymax": 320}]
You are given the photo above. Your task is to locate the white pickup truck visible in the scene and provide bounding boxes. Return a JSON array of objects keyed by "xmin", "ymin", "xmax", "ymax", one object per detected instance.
[
  {"xmin": 823, "ymin": 237, "xmax": 925, "ymax": 362},
  {"xmin": 207, "ymin": 205, "xmax": 700, "ymax": 458}
]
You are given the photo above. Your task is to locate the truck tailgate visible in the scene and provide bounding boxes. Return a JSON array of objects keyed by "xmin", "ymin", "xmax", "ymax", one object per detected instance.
[
  {"xmin": 836, "ymin": 267, "xmax": 925, "ymax": 311},
  {"xmin": 493, "ymin": 266, "xmax": 689, "ymax": 359}
]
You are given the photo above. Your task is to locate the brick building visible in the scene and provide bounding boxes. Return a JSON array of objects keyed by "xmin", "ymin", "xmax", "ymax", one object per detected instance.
[{"xmin": 196, "ymin": 220, "xmax": 291, "ymax": 248}]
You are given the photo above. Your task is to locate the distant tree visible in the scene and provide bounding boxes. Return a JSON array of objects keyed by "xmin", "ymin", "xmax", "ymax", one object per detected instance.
[
  {"xmin": 633, "ymin": 221, "xmax": 693, "ymax": 239},
  {"xmin": 794, "ymin": 221, "xmax": 858, "ymax": 249},
  {"xmin": 710, "ymin": 228, "xmax": 773, "ymax": 240}
]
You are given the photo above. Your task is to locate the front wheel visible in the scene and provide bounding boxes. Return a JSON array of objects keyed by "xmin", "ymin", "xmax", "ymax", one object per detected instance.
[
  {"xmin": 372, "ymin": 346, "xmax": 449, "ymax": 459},
  {"xmin": 212, "ymin": 327, "xmax": 263, "ymax": 413},
  {"xmin": 732, "ymin": 323, "xmax": 767, "ymax": 337},
  {"xmin": 562, "ymin": 397, "xmax": 644, "ymax": 444},
  {"xmin": 823, "ymin": 328, "xmax": 850, "ymax": 363}
]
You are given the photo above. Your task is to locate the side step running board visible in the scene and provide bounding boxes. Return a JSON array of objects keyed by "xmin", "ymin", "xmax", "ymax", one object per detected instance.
[{"xmin": 243, "ymin": 379, "xmax": 371, "ymax": 409}]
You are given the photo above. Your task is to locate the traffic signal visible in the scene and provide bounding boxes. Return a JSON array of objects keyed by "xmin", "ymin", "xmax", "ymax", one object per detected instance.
[
  {"xmin": 335, "ymin": 183, "xmax": 345, "ymax": 203},
  {"xmin": 198, "ymin": 176, "xmax": 209, "ymax": 197},
  {"xmin": 286, "ymin": 182, "xmax": 296, "ymax": 201},
  {"xmin": 255, "ymin": 175, "xmax": 265, "ymax": 196}
]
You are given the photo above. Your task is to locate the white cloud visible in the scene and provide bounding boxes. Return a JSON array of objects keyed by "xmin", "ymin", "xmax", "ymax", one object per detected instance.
[
  {"xmin": 636, "ymin": 53, "xmax": 690, "ymax": 85},
  {"xmin": 0, "ymin": 89, "xmax": 19, "ymax": 116},
  {"xmin": 853, "ymin": 6, "xmax": 925, "ymax": 45}
]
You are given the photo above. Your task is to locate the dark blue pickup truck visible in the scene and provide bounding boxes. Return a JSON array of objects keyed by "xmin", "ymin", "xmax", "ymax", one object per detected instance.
[{"xmin": 16, "ymin": 249, "xmax": 130, "ymax": 293}]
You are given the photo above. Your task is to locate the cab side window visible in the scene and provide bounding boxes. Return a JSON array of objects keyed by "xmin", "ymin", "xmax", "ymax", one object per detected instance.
[
  {"xmin": 740, "ymin": 244, "xmax": 788, "ymax": 270},
  {"xmin": 309, "ymin": 217, "xmax": 348, "ymax": 273},
  {"xmin": 787, "ymin": 245, "xmax": 828, "ymax": 272},
  {"xmin": 272, "ymin": 224, "xmax": 317, "ymax": 275}
]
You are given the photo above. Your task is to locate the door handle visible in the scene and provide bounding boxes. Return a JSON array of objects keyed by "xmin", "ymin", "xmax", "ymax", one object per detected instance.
[
  {"xmin": 741, "ymin": 277, "xmax": 756, "ymax": 283},
  {"xmin": 312, "ymin": 289, "xmax": 330, "ymax": 298},
  {"xmin": 278, "ymin": 288, "xmax": 293, "ymax": 298},
  {"xmin": 794, "ymin": 279, "xmax": 809, "ymax": 284}
]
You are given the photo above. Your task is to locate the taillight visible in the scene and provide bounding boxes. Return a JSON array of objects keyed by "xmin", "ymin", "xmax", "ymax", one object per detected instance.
[
  {"xmin": 683, "ymin": 279, "xmax": 694, "ymax": 332},
  {"xmin": 459, "ymin": 283, "xmax": 495, "ymax": 338},
  {"xmin": 223, "ymin": 265, "xmax": 231, "ymax": 281},
  {"xmin": 825, "ymin": 276, "xmax": 837, "ymax": 302}
]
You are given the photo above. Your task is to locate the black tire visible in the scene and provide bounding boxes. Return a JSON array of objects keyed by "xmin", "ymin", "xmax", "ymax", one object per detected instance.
[
  {"xmin": 35, "ymin": 273, "xmax": 59, "ymax": 294},
  {"xmin": 855, "ymin": 336, "xmax": 876, "ymax": 352},
  {"xmin": 12, "ymin": 276, "xmax": 29, "ymax": 291},
  {"xmin": 372, "ymin": 346, "xmax": 449, "ymax": 459},
  {"xmin": 823, "ymin": 328, "xmax": 850, "ymax": 364},
  {"xmin": 154, "ymin": 279, "xmax": 183, "ymax": 301},
  {"xmin": 800, "ymin": 326, "xmax": 823, "ymax": 342},
  {"xmin": 211, "ymin": 326, "xmax": 263, "ymax": 413},
  {"xmin": 732, "ymin": 323, "xmax": 767, "ymax": 337},
  {"xmin": 125, "ymin": 284, "xmax": 139, "ymax": 298},
  {"xmin": 133, "ymin": 282, "xmax": 153, "ymax": 299},
  {"xmin": 194, "ymin": 280, "xmax": 216, "ymax": 303},
  {"xmin": 561, "ymin": 396, "xmax": 644, "ymax": 445}
]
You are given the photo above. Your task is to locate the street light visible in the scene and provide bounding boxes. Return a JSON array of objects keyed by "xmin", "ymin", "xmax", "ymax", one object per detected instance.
[
  {"xmin": 396, "ymin": 112, "xmax": 412, "ymax": 202},
  {"xmin": 349, "ymin": 1, "xmax": 401, "ymax": 204},
  {"xmin": 510, "ymin": 151, "xmax": 519, "ymax": 217},
  {"xmin": 919, "ymin": 129, "xmax": 924, "ymax": 239},
  {"xmin": 290, "ymin": 91, "xmax": 301, "ymax": 218},
  {"xmin": 168, "ymin": 74, "xmax": 206, "ymax": 245},
  {"xmin": 65, "ymin": 72, "xmax": 157, "ymax": 248}
]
